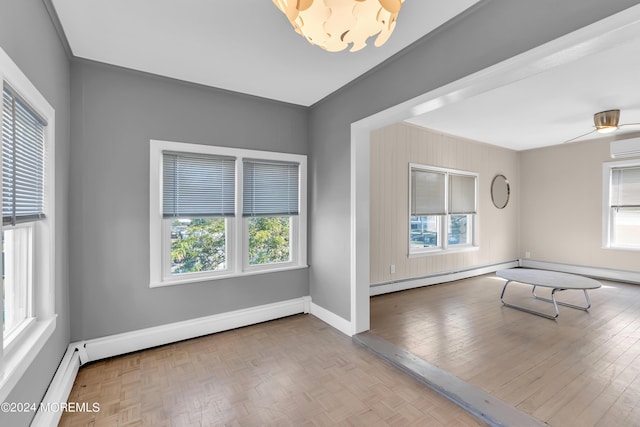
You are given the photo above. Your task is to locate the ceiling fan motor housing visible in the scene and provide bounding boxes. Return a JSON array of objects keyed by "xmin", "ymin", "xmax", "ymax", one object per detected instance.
[{"xmin": 594, "ymin": 109, "xmax": 620, "ymax": 132}]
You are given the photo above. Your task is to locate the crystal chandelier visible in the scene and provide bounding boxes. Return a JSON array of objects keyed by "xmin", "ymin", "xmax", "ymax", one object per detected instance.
[{"xmin": 272, "ymin": 0, "xmax": 405, "ymax": 52}]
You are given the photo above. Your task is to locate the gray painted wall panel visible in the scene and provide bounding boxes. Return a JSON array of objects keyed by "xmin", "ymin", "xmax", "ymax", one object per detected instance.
[
  {"xmin": 69, "ymin": 60, "xmax": 309, "ymax": 341},
  {"xmin": 0, "ymin": 0, "xmax": 71, "ymax": 425},
  {"xmin": 308, "ymin": 0, "xmax": 639, "ymax": 320}
]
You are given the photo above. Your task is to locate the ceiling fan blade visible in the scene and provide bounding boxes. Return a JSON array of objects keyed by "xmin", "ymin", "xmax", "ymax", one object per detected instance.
[
  {"xmin": 563, "ymin": 129, "xmax": 596, "ymax": 144},
  {"xmin": 619, "ymin": 123, "xmax": 640, "ymax": 129}
]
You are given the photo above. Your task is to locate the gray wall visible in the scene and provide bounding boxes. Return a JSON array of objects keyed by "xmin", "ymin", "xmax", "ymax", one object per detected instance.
[
  {"xmin": 308, "ymin": 0, "xmax": 640, "ymax": 320},
  {"xmin": 0, "ymin": 0, "xmax": 71, "ymax": 426},
  {"xmin": 69, "ymin": 60, "xmax": 309, "ymax": 341}
]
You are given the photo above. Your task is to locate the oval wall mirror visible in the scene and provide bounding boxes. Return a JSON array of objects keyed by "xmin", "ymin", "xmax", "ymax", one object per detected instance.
[{"xmin": 491, "ymin": 174, "xmax": 510, "ymax": 209}]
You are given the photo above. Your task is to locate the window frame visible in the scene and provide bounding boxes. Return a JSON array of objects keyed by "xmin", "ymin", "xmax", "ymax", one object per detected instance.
[
  {"xmin": 408, "ymin": 163, "xmax": 479, "ymax": 256},
  {"xmin": 149, "ymin": 139, "xmax": 307, "ymax": 287},
  {"xmin": 602, "ymin": 159, "xmax": 640, "ymax": 251},
  {"xmin": 0, "ymin": 46, "xmax": 56, "ymax": 403}
]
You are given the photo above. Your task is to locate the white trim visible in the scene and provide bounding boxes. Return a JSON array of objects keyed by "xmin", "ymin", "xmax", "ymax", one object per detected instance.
[
  {"xmin": 519, "ymin": 259, "xmax": 640, "ymax": 284},
  {"xmin": 32, "ymin": 296, "xmax": 313, "ymax": 427},
  {"xmin": 310, "ymin": 302, "xmax": 354, "ymax": 336},
  {"xmin": 0, "ymin": 317, "xmax": 56, "ymax": 404},
  {"xmin": 149, "ymin": 139, "xmax": 307, "ymax": 287},
  {"xmin": 150, "ymin": 264, "xmax": 309, "ymax": 288},
  {"xmin": 370, "ymin": 261, "xmax": 519, "ymax": 296},
  {"xmin": 408, "ymin": 163, "xmax": 479, "ymax": 255},
  {"xmin": 602, "ymin": 159, "xmax": 640, "ymax": 250},
  {"xmin": 0, "ymin": 45, "xmax": 57, "ymax": 405},
  {"xmin": 31, "ymin": 344, "xmax": 82, "ymax": 427},
  {"xmin": 351, "ymin": 5, "xmax": 640, "ymax": 334},
  {"xmin": 81, "ymin": 297, "xmax": 310, "ymax": 362}
]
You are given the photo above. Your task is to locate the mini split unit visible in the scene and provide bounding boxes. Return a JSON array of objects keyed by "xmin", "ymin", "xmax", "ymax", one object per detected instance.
[{"xmin": 610, "ymin": 137, "xmax": 640, "ymax": 158}]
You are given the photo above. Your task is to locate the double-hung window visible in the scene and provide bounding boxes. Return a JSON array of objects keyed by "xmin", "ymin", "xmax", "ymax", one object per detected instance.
[
  {"xmin": 603, "ymin": 161, "xmax": 640, "ymax": 249},
  {"xmin": 409, "ymin": 164, "xmax": 478, "ymax": 254},
  {"xmin": 150, "ymin": 140, "xmax": 307, "ymax": 287},
  {"xmin": 0, "ymin": 46, "xmax": 56, "ymax": 402},
  {"xmin": 243, "ymin": 160, "xmax": 299, "ymax": 270},
  {"xmin": 162, "ymin": 152, "xmax": 236, "ymax": 277}
]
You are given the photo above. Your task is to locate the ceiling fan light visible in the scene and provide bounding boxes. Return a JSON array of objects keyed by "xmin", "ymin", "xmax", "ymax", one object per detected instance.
[
  {"xmin": 596, "ymin": 125, "xmax": 618, "ymax": 134},
  {"xmin": 273, "ymin": 0, "xmax": 405, "ymax": 52},
  {"xmin": 594, "ymin": 109, "xmax": 620, "ymax": 134}
]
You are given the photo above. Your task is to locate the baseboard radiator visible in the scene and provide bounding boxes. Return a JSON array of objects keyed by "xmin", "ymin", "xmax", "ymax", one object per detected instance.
[
  {"xmin": 31, "ymin": 296, "xmax": 311, "ymax": 427},
  {"xmin": 370, "ymin": 260, "xmax": 520, "ymax": 296}
]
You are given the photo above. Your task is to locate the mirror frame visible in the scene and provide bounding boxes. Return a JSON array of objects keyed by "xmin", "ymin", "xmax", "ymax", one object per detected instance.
[{"xmin": 491, "ymin": 174, "xmax": 510, "ymax": 209}]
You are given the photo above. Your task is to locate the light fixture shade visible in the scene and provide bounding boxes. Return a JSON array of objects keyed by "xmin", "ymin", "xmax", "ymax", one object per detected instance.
[
  {"xmin": 272, "ymin": 0, "xmax": 405, "ymax": 52},
  {"xmin": 594, "ymin": 109, "xmax": 620, "ymax": 134}
]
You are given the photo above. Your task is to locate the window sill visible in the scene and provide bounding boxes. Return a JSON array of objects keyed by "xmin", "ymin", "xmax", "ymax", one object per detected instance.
[
  {"xmin": 0, "ymin": 316, "xmax": 57, "ymax": 403},
  {"xmin": 150, "ymin": 264, "xmax": 309, "ymax": 288},
  {"xmin": 604, "ymin": 245, "xmax": 640, "ymax": 252},
  {"xmin": 409, "ymin": 245, "xmax": 479, "ymax": 258}
]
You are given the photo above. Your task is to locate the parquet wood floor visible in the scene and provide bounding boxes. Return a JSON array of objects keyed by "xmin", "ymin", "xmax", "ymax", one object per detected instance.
[
  {"xmin": 59, "ymin": 314, "xmax": 486, "ymax": 427},
  {"xmin": 370, "ymin": 274, "xmax": 640, "ymax": 427}
]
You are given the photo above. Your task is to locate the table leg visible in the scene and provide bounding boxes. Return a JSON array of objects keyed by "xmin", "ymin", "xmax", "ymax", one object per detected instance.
[
  {"xmin": 500, "ymin": 280, "xmax": 560, "ymax": 320},
  {"xmin": 532, "ymin": 288, "xmax": 592, "ymax": 311}
]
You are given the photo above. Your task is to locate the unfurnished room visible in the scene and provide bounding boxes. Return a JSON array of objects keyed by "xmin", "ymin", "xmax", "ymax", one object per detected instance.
[{"xmin": 1, "ymin": 1, "xmax": 640, "ymax": 426}]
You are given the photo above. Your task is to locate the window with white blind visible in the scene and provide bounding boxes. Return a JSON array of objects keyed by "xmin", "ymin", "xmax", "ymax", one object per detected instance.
[
  {"xmin": 150, "ymin": 140, "xmax": 307, "ymax": 287},
  {"xmin": 603, "ymin": 161, "xmax": 640, "ymax": 250},
  {"xmin": 409, "ymin": 164, "xmax": 478, "ymax": 254},
  {"xmin": 243, "ymin": 160, "xmax": 300, "ymax": 270},
  {"xmin": 1, "ymin": 46, "xmax": 56, "ymax": 401}
]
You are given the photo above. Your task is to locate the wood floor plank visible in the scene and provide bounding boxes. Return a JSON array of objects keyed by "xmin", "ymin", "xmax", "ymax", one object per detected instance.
[
  {"xmin": 59, "ymin": 314, "xmax": 485, "ymax": 427},
  {"xmin": 370, "ymin": 274, "xmax": 640, "ymax": 427}
]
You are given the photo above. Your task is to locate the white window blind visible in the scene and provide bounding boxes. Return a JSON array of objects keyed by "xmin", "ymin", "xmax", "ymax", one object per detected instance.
[
  {"xmin": 449, "ymin": 174, "xmax": 477, "ymax": 214},
  {"xmin": 162, "ymin": 152, "xmax": 235, "ymax": 218},
  {"xmin": 411, "ymin": 169, "xmax": 446, "ymax": 215},
  {"xmin": 611, "ymin": 166, "xmax": 640, "ymax": 210},
  {"xmin": 2, "ymin": 86, "xmax": 46, "ymax": 226},
  {"xmin": 243, "ymin": 160, "xmax": 299, "ymax": 216}
]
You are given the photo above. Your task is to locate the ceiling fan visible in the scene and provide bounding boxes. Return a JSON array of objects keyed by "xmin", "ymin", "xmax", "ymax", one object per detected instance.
[{"xmin": 564, "ymin": 109, "xmax": 640, "ymax": 143}]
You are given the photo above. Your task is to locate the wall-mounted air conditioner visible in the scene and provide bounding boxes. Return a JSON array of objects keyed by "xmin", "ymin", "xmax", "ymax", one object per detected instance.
[{"xmin": 610, "ymin": 137, "xmax": 640, "ymax": 158}]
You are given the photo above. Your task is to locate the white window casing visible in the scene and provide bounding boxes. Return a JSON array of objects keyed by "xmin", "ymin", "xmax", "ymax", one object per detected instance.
[
  {"xmin": 603, "ymin": 159, "xmax": 640, "ymax": 250},
  {"xmin": 409, "ymin": 163, "xmax": 479, "ymax": 256},
  {"xmin": 0, "ymin": 46, "xmax": 56, "ymax": 404},
  {"xmin": 149, "ymin": 139, "xmax": 307, "ymax": 287}
]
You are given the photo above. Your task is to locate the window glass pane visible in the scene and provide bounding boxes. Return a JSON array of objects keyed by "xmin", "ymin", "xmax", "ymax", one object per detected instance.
[
  {"xmin": 449, "ymin": 174, "xmax": 476, "ymax": 214},
  {"xmin": 448, "ymin": 214, "xmax": 471, "ymax": 245},
  {"xmin": 248, "ymin": 216, "xmax": 291, "ymax": 265},
  {"xmin": 170, "ymin": 218, "xmax": 227, "ymax": 274},
  {"xmin": 611, "ymin": 207, "xmax": 640, "ymax": 247},
  {"xmin": 611, "ymin": 167, "xmax": 640, "ymax": 207},
  {"xmin": 2, "ymin": 87, "xmax": 46, "ymax": 226},
  {"xmin": 243, "ymin": 161, "xmax": 299, "ymax": 217},
  {"xmin": 2, "ymin": 227, "xmax": 30, "ymax": 336},
  {"xmin": 163, "ymin": 152, "xmax": 235, "ymax": 218},
  {"xmin": 411, "ymin": 169, "xmax": 446, "ymax": 215},
  {"xmin": 410, "ymin": 215, "xmax": 439, "ymax": 248}
]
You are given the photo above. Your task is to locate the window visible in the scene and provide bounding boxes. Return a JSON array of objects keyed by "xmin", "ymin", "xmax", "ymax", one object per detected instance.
[
  {"xmin": 409, "ymin": 164, "xmax": 478, "ymax": 254},
  {"xmin": 150, "ymin": 140, "xmax": 307, "ymax": 287},
  {"xmin": 0, "ymin": 46, "xmax": 56, "ymax": 401},
  {"xmin": 243, "ymin": 160, "xmax": 299, "ymax": 269},
  {"xmin": 603, "ymin": 161, "xmax": 640, "ymax": 250}
]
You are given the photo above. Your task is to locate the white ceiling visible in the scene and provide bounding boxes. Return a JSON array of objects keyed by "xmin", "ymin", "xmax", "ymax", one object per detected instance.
[
  {"xmin": 51, "ymin": 0, "xmax": 480, "ymax": 107},
  {"xmin": 406, "ymin": 20, "xmax": 640, "ymax": 151},
  {"xmin": 51, "ymin": 1, "xmax": 640, "ymax": 151}
]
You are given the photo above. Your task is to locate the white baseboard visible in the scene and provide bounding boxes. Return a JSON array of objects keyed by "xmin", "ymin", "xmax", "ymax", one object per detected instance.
[
  {"xmin": 309, "ymin": 302, "xmax": 353, "ymax": 336},
  {"xmin": 519, "ymin": 259, "xmax": 640, "ymax": 284},
  {"xmin": 31, "ymin": 344, "xmax": 81, "ymax": 427},
  {"xmin": 370, "ymin": 261, "xmax": 519, "ymax": 296},
  {"xmin": 81, "ymin": 296, "xmax": 311, "ymax": 363},
  {"xmin": 33, "ymin": 296, "xmax": 311, "ymax": 427}
]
